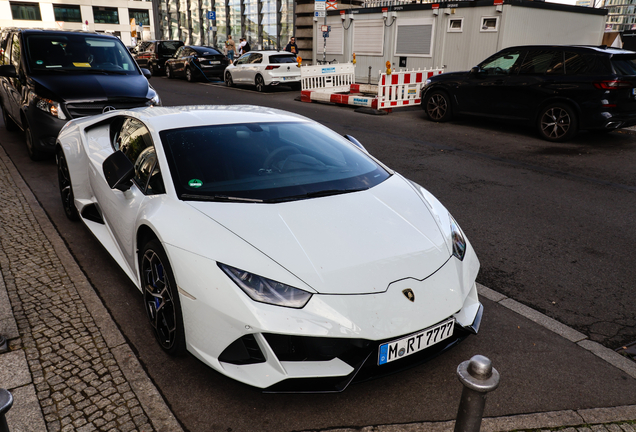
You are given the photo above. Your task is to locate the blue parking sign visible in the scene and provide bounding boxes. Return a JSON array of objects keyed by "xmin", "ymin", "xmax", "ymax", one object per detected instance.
[{"xmin": 207, "ymin": 11, "xmax": 216, "ymax": 20}]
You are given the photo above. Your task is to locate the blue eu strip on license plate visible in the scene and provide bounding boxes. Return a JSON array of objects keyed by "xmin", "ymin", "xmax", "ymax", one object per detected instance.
[{"xmin": 378, "ymin": 318, "xmax": 455, "ymax": 365}]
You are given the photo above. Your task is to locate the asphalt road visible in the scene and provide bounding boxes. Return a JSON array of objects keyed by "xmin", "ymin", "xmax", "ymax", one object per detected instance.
[{"xmin": 1, "ymin": 76, "xmax": 635, "ymax": 431}]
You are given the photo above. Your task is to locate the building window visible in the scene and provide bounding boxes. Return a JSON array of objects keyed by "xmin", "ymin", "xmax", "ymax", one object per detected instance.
[
  {"xmin": 129, "ymin": 9, "xmax": 150, "ymax": 26},
  {"xmin": 395, "ymin": 18, "xmax": 434, "ymax": 57},
  {"xmin": 10, "ymin": 2, "xmax": 42, "ymax": 20},
  {"xmin": 480, "ymin": 16, "xmax": 499, "ymax": 32},
  {"xmin": 448, "ymin": 18, "xmax": 463, "ymax": 32},
  {"xmin": 93, "ymin": 7, "xmax": 119, "ymax": 24},
  {"xmin": 53, "ymin": 5, "xmax": 82, "ymax": 23},
  {"xmin": 353, "ymin": 20, "xmax": 384, "ymax": 56}
]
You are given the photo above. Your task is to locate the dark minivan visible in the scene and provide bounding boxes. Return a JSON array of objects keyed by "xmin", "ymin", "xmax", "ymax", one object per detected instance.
[
  {"xmin": 0, "ymin": 29, "xmax": 160, "ymax": 160},
  {"xmin": 421, "ymin": 45, "xmax": 636, "ymax": 142}
]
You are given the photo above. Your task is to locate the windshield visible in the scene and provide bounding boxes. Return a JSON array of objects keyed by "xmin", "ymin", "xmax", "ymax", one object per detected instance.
[
  {"xmin": 270, "ymin": 55, "xmax": 297, "ymax": 64},
  {"xmin": 25, "ymin": 33, "xmax": 138, "ymax": 74},
  {"xmin": 160, "ymin": 121, "xmax": 390, "ymax": 202}
]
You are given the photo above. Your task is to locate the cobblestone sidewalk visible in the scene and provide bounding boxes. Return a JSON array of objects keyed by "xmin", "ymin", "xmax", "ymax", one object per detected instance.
[{"xmin": 0, "ymin": 146, "xmax": 181, "ymax": 432}]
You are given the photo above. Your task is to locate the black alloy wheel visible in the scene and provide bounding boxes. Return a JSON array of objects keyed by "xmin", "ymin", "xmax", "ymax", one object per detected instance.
[
  {"xmin": 255, "ymin": 75, "xmax": 266, "ymax": 92},
  {"xmin": 225, "ymin": 71, "xmax": 234, "ymax": 87},
  {"xmin": 537, "ymin": 103, "xmax": 578, "ymax": 142},
  {"xmin": 56, "ymin": 148, "xmax": 79, "ymax": 221},
  {"xmin": 2, "ymin": 107, "xmax": 18, "ymax": 131},
  {"xmin": 25, "ymin": 124, "xmax": 47, "ymax": 161},
  {"xmin": 141, "ymin": 240, "xmax": 186, "ymax": 355},
  {"xmin": 424, "ymin": 90, "xmax": 453, "ymax": 122}
]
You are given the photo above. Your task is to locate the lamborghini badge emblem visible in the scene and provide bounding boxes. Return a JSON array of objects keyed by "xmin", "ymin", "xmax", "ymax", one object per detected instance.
[{"xmin": 402, "ymin": 289, "xmax": 415, "ymax": 302}]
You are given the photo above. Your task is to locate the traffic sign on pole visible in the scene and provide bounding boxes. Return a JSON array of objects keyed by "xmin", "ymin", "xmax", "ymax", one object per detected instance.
[
  {"xmin": 314, "ymin": 10, "xmax": 326, "ymax": 17},
  {"xmin": 207, "ymin": 11, "xmax": 216, "ymax": 20}
]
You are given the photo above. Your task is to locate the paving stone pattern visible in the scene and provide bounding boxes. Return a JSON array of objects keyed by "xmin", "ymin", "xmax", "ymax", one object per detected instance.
[{"xmin": 0, "ymin": 156, "xmax": 155, "ymax": 431}]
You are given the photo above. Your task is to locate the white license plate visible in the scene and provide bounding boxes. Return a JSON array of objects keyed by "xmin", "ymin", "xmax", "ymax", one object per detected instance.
[
  {"xmin": 378, "ymin": 318, "xmax": 455, "ymax": 365},
  {"xmin": 206, "ymin": 61, "xmax": 221, "ymax": 65}
]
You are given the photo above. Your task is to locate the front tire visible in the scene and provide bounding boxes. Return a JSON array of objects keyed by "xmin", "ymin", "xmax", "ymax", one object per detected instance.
[
  {"xmin": 141, "ymin": 240, "xmax": 186, "ymax": 356},
  {"xmin": 56, "ymin": 148, "xmax": 79, "ymax": 221},
  {"xmin": 423, "ymin": 90, "xmax": 453, "ymax": 122},
  {"xmin": 537, "ymin": 103, "xmax": 578, "ymax": 142},
  {"xmin": 25, "ymin": 124, "xmax": 47, "ymax": 161},
  {"xmin": 255, "ymin": 75, "xmax": 267, "ymax": 92},
  {"xmin": 225, "ymin": 71, "xmax": 234, "ymax": 87},
  {"xmin": 165, "ymin": 65, "xmax": 174, "ymax": 79}
]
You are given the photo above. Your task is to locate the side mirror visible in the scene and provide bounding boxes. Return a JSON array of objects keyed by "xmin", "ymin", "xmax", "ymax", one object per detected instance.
[
  {"xmin": 344, "ymin": 135, "xmax": 368, "ymax": 153},
  {"xmin": 103, "ymin": 150, "xmax": 134, "ymax": 191},
  {"xmin": 141, "ymin": 68, "xmax": 151, "ymax": 79},
  {"xmin": 0, "ymin": 65, "xmax": 17, "ymax": 78},
  {"xmin": 470, "ymin": 66, "xmax": 481, "ymax": 75}
]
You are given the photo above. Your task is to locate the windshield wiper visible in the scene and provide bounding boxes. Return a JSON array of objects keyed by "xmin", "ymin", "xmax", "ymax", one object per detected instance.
[
  {"xmin": 181, "ymin": 194, "xmax": 263, "ymax": 203},
  {"xmin": 264, "ymin": 187, "xmax": 368, "ymax": 203}
]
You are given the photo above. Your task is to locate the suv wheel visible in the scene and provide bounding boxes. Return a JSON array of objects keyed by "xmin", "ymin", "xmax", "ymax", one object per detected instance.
[
  {"xmin": 25, "ymin": 124, "xmax": 47, "ymax": 161},
  {"xmin": 424, "ymin": 90, "xmax": 452, "ymax": 122},
  {"xmin": 537, "ymin": 103, "xmax": 578, "ymax": 142},
  {"xmin": 166, "ymin": 66, "xmax": 174, "ymax": 79}
]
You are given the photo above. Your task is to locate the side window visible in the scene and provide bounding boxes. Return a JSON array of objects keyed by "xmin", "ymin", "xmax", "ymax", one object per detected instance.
[
  {"xmin": 115, "ymin": 118, "xmax": 165, "ymax": 195},
  {"xmin": 250, "ymin": 53, "xmax": 263, "ymax": 64},
  {"xmin": 564, "ymin": 51, "xmax": 593, "ymax": 75},
  {"xmin": 236, "ymin": 54, "xmax": 250, "ymax": 65},
  {"xmin": 480, "ymin": 50, "xmax": 524, "ymax": 76},
  {"xmin": 518, "ymin": 50, "xmax": 562, "ymax": 75},
  {"xmin": 1, "ymin": 33, "xmax": 12, "ymax": 65}
]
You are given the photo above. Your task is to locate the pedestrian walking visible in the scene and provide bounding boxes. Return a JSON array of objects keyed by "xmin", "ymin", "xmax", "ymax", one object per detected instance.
[{"xmin": 225, "ymin": 35, "xmax": 235, "ymax": 61}]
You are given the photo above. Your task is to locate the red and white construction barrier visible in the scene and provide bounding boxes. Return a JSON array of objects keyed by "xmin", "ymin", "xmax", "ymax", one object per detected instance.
[
  {"xmin": 299, "ymin": 63, "xmax": 445, "ymax": 112},
  {"xmin": 378, "ymin": 68, "xmax": 444, "ymax": 110}
]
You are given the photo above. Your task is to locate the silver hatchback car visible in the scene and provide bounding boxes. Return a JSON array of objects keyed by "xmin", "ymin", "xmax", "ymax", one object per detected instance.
[{"xmin": 224, "ymin": 50, "xmax": 301, "ymax": 92}]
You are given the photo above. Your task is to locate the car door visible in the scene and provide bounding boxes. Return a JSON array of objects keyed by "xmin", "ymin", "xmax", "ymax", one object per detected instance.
[
  {"xmin": 501, "ymin": 49, "xmax": 566, "ymax": 120},
  {"xmin": 244, "ymin": 52, "xmax": 263, "ymax": 83},
  {"xmin": 232, "ymin": 53, "xmax": 252, "ymax": 83},
  {"xmin": 454, "ymin": 48, "xmax": 526, "ymax": 117},
  {"xmin": 6, "ymin": 33, "xmax": 24, "ymax": 125},
  {"xmin": 95, "ymin": 117, "xmax": 166, "ymax": 275},
  {"xmin": 171, "ymin": 46, "xmax": 186, "ymax": 76}
]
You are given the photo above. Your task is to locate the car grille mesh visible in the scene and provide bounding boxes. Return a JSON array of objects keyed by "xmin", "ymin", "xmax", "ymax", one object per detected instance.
[{"xmin": 65, "ymin": 99, "xmax": 148, "ymax": 118}]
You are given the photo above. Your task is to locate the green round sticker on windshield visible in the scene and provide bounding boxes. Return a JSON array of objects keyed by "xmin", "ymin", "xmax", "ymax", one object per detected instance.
[
  {"xmin": 188, "ymin": 179, "xmax": 203, "ymax": 188},
  {"xmin": 36, "ymin": 60, "xmax": 43, "ymax": 65}
]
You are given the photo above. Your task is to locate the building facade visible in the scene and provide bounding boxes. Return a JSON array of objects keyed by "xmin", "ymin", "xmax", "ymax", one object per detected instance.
[
  {"xmin": 603, "ymin": 0, "xmax": 636, "ymax": 31},
  {"xmin": 0, "ymin": 0, "xmax": 155, "ymax": 46}
]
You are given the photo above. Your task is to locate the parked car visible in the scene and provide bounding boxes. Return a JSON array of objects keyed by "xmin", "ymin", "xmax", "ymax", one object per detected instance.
[
  {"xmin": 224, "ymin": 51, "xmax": 301, "ymax": 92},
  {"xmin": 421, "ymin": 45, "xmax": 636, "ymax": 142},
  {"xmin": 133, "ymin": 40, "xmax": 184, "ymax": 76},
  {"xmin": 0, "ymin": 28, "xmax": 160, "ymax": 160},
  {"xmin": 165, "ymin": 45, "xmax": 230, "ymax": 82},
  {"xmin": 56, "ymin": 105, "xmax": 482, "ymax": 392}
]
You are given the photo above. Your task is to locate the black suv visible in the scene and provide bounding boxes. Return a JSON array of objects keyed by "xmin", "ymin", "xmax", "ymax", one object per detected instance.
[
  {"xmin": 421, "ymin": 45, "xmax": 636, "ymax": 142},
  {"xmin": 133, "ymin": 40, "xmax": 184, "ymax": 76},
  {"xmin": 0, "ymin": 29, "xmax": 160, "ymax": 160}
]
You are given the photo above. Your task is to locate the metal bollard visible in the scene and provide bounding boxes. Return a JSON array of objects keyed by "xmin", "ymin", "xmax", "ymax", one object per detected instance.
[
  {"xmin": 0, "ymin": 388, "xmax": 13, "ymax": 432},
  {"xmin": 368, "ymin": 66, "xmax": 372, "ymax": 84},
  {"xmin": 454, "ymin": 355, "xmax": 500, "ymax": 432}
]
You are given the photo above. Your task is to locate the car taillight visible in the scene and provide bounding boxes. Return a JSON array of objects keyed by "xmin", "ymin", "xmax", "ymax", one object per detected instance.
[
  {"xmin": 265, "ymin": 65, "xmax": 280, "ymax": 70},
  {"xmin": 593, "ymin": 80, "xmax": 633, "ymax": 90}
]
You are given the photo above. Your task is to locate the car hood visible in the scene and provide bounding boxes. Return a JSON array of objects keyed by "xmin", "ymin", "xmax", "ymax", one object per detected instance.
[
  {"xmin": 30, "ymin": 73, "xmax": 150, "ymax": 102},
  {"xmin": 188, "ymin": 175, "xmax": 451, "ymax": 294}
]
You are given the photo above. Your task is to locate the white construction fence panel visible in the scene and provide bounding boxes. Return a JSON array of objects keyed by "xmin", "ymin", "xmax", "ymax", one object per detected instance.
[
  {"xmin": 301, "ymin": 63, "xmax": 356, "ymax": 93},
  {"xmin": 378, "ymin": 68, "xmax": 444, "ymax": 110}
]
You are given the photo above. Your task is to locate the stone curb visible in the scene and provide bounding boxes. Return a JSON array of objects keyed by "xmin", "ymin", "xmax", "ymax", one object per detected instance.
[{"xmin": 0, "ymin": 145, "xmax": 183, "ymax": 432}]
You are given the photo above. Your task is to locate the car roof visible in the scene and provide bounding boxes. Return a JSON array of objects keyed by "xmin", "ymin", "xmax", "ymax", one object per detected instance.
[
  {"xmin": 111, "ymin": 105, "xmax": 309, "ymax": 132},
  {"xmin": 252, "ymin": 50, "xmax": 297, "ymax": 55},
  {"xmin": 18, "ymin": 28, "xmax": 116, "ymax": 38},
  {"xmin": 504, "ymin": 44, "xmax": 636, "ymax": 55}
]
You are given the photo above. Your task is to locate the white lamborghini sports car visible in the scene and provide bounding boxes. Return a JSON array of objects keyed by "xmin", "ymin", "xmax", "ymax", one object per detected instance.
[{"xmin": 56, "ymin": 105, "xmax": 482, "ymax": 392}]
